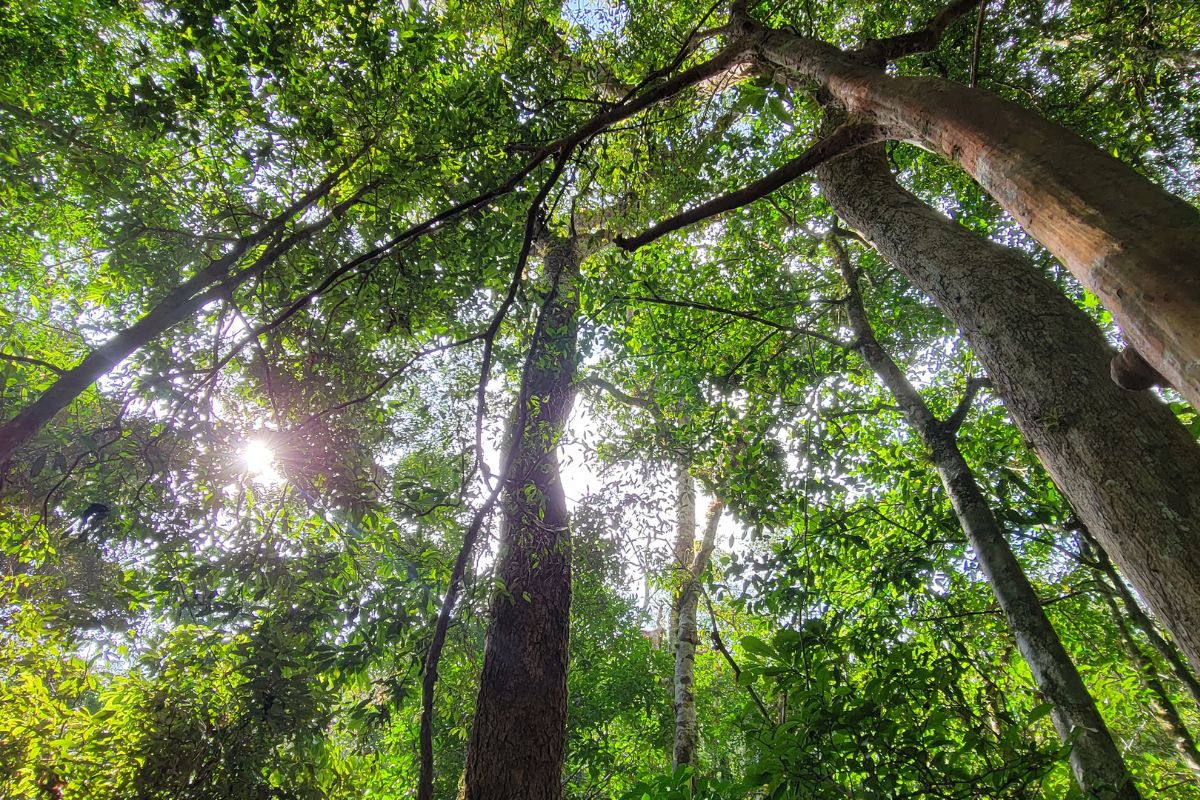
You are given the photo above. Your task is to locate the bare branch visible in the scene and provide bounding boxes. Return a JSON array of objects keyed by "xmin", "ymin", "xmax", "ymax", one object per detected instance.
[
  {"xmin": 616, "ymin": 123, "xmax": 887, "ymax": 252},
  {"xmin": 701, "ymin": 590, "xmax": 773, "ymax": 722},
  {"xmin": 969, "ymin": 0, "xmax": 990, "ymax": 87},
  {"xmin": 857, "ymin": 0, "xmax": 984, "ymax": 64},
  {"xmin": 0, "ymin": 352, "xmax": 65, "ymax": 376},
  {"xmin": 618, "ymin": 293, "xmax": 850, "ymax": 348},
  {"xmin": 944, "ymin": 377, "xmax": 992, "ymax": 433}
]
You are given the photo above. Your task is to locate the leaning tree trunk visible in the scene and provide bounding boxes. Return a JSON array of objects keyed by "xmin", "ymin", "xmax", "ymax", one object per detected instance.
[
  {"xmin": 672, "ymin": 490, "xmax": 723, "ymax": 771},
  {"xmin": 0, "ymin": 167, "xmax": 363, "ymax": 466},
  {"xmin": 462, "ymin": 240, "xmax": 580, "ymax": 800},
  {"xmin": 1096, "ymin": 576, "xmax": 1200, "ymax": 781},
  {"xmin": 1078, "ymin": 526, "xmax": 1200, "ymax": 712},
  {"xmin": 835, "ymin": 241, "xmax": 1139, "ymax": 799},
  {"xmin": 748, "ymin": 18, "xmax": 1200, "ymax": 407},
  {"xmin": 815, "ymin": 136, "xmax": 1200, "ymax": 677}
]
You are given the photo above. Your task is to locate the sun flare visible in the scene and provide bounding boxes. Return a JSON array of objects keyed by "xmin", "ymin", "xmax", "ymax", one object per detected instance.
[{"xmin": 242, "ymin": 440, "xmax": 281, "ymax": 484}]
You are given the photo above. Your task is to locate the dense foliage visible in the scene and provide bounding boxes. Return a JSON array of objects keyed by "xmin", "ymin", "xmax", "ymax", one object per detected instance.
[{"xmin": 2, "ymin": 0, "xmax": 1199, "ymax": 798}]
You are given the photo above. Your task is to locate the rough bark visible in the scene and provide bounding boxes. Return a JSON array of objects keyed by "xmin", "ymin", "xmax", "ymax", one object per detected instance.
[
  {"xmin": 816, "ymin": 137, "xmax": 1200, "ymax": 678},
  {"xmin": 749, "ymin": 20, "xmax": 1200, "ymax": 407},
  {"xmin": 462, "ymin": 240, "xmax": 580, "ymax": 800},
  {"xmin": 835, "ymin": 240, "xmax": 1139, "ymax": 799},
  {"xmin": 672, "ymin": 493, "xmax": 723, "ymax": 770}
]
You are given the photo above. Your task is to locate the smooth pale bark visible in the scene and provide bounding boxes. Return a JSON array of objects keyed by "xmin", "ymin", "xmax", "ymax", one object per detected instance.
[
  {"xmin": 836, "ymin": 243, "xmax": 1139, "ymax": 799},
  {"xmin": 672, "ymin": 488, "xmax": 723, "ymax": 770},
  {"xmin": 668, "ymin": 463, "xmax": 697, "ymax": 656},
  {"xmin": 816, "ymin": 139, "xmax": 1200, "ymax": 678},
  {"xmin": 748, "ymin": 19, "xmax": 1200, "ymax": 407},
  {"xmin": 462, "ymin": 241, "xmax": 579, "ymax": 800}
]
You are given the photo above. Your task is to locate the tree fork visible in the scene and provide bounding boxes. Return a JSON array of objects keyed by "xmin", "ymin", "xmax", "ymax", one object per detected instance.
[
  {"xmin": 834, "ymin": 237, "xmax": 1140, "ymax": 799},
  {"xmin": 741, "ymin": 9, "xmax": 1200, "ymax": 407},
  {"xmin": 815, "ymin": 129, "xmax": 1200, "ymax": 679}
]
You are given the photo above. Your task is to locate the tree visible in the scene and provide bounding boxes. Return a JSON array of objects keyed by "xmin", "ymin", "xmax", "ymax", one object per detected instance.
[
  {"xmin": 834, "ymin": 234, "xmax": 1138, "ymax": 798},
  {"xmin": 462, "ymin": 237, "xmax": 581, "ymax": 799}
]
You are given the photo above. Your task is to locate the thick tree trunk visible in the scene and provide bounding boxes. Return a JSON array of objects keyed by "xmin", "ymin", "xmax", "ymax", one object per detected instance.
[
  {"xmin": 816, "ymin": 139, "xmax": 1200, "ymax": 678},
  {"xmin": 672, "ymin": 493, "xmax": 723, "ymax": 771},
  {"xmin": 835, "ymin": 243, "xmax": 1139, "ymax": 799},
  {"xmin": 753, "ymin": 23, "xmax": 1200, "ymax": 407},
  {"xmin": 462, "ymin": 240, "xmax": 580, "ymax": 800}
]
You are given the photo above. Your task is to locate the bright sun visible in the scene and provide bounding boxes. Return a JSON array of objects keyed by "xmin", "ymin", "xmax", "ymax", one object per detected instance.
[{"xmin": 242, "ymin": 440, "xmax": 281, "ymax": 483}]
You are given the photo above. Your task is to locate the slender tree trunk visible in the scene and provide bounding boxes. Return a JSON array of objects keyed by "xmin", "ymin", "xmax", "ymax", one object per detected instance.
[
  {"xmin": 1078, "ymin": 527, "xmax": 1200, "ymax": 713},
  {"xmin": 669, "ymin": 464, "xmax": 697, "ymax": 655},
  {"xmin": 1094, "ymin": 574, "xmax": 1200, "ymax": 780},
  {"xmin": 815, "ymin": 137, "xmax": 1200, "ymax": 677},
  {"xmin": 672, "ymin": 495, "xmax": 723, "ymax": 771},
  {"xmin": 0, "ymin": 168, "xmax": 364, "ymax": 466},
  {"xmin": 462, "ymin": 240, "xmax": 580, "ymax": 800},
  {"xmin": 834, "ymin": 240, "xmax": 1139, "ymax": 799},
  {"xmin": 749, "ymin": 19, "xmax": 1200, "ymax": 406}
]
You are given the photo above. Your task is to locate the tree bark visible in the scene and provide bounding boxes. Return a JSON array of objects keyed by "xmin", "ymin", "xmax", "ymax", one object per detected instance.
[
  {"xmin": 835, "ymin": 240, "xmax": 1139, "ymax": 799},
  {"xmin": 750, "ymin": 20, "xmax": 1200, "ymax": 407},
  {"xmin": 462, "ymin": 239, "xmax": 580, "ymax": 800},
  {"xmin": 816, "ymin": 137, "xmax": 1200, "ymax": 678},
  {"xmin": 668, "ymin": 464, "xmax": 697, "ymax": 656},
  {"xmin": 672, "ymin": 493, "xmax": 723, "ymax": 771}
]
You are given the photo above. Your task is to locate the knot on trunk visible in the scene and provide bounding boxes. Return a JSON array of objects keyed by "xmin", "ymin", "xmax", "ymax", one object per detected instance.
[{"xmin": 1111, "ymin": 346, "xmax": 1165, "ymax": 392}]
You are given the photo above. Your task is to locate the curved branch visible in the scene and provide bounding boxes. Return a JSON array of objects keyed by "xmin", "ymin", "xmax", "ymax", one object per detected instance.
[
  {"xmin": 616, "ymin": 123, "xmax": 887, "ymax": 252},
  {"xmin": 857, "ymin": 0, "xmax": 984, "ymax": 64}
]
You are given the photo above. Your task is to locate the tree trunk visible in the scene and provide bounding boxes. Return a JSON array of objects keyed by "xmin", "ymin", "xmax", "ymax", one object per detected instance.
[
  {"xmin": 752, "ymin": 22, "xmax": 1200, "ymax": 407},
  {"xmin": 462, "ymin": 239, "xmax": 580, "ymax": 800},
  {"xmin": 672, "ymin": 494, "xmax": 723, "ymax": 771},
  {"xmin": 668, "ymin": 464, "xmax": 697, "ymax": 656},
  {"xmin": 815, "ymin": 137, "xmax": 1200, "ymax": 678},
  {"xmin": 835, "ymin": 240, "xmax": 1139, "ymax": 799},
  {"xmin": 0, "ymin": 170, "xmax": 361, "ymax": 466},
  {"xmin": 1094, "ymin": 574, "xmax": 1200, "ymax": 780},
  {"xmin": 1078, "ymin": 527, "xmax": 1200, "ymax": 712}
]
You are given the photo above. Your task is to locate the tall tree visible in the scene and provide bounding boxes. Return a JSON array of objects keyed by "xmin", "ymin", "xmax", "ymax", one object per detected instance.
[
  {"xmin": 671, "ymin": 480, "xmax": 723, "ymax": 771},
  {"xmin": 735, "ymin": 0, "xmax": 1200, "ymax": 406},
  {"xmin": 462, "ymin": 238, "xmax": 581, "ymax": 800},
  {"xmin": 814, "ymin": 136, "xmax": 1200, "ymax": 675},
  {"xmin": 834, "ymin": 236, "xmax": 1139, "ymax": 799}
]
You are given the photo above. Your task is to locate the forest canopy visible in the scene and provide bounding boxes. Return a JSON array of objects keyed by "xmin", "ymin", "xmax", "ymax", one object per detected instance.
[{"xmin": 2, "ymin": 0, "xmax": 1200, "ymax": 798}]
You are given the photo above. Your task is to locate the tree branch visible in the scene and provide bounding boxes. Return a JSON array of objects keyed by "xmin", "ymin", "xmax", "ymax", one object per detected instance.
[
  {"xmin": 578, "ymin": 375, "xmax": 656, "ymax": 410},
  {"xmin": 857, "ymin": 0, "xmax": 984, "ymax": 64},
  {"xmin": 0, "ymin": 352, "xmax": 65, "ymax": 376},
  {"xmin": 616, "ymin": 123, "xmax": 887, "ymax": 252},
  {"xmin": 943, "ymin": 377, "xmax": 992, "ymax": 434},
  {"xmin": 969, "ymin": 0, "xmax": 989, "ymax": 87},
  {"xmin": 617, "ymin": 293, "xmax": 850, "ymax": 348},
  {"xmin": 702, "ymin": 590, "xmax": 773, "ymax": 723}
]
